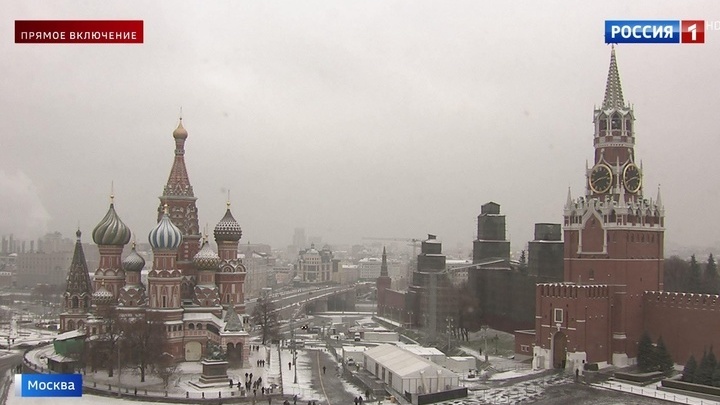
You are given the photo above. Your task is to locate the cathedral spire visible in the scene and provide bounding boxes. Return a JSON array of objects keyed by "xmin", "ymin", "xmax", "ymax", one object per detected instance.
[
  {"xmin": 380, "ymin": 246, "xmax": 388, "ymax": 277},
  {"xmin": 566, "ymin": 187, "xmax": 573, "ymax": 208},
  {"xmin": 602, "ymin": 46, "xmax": 625, "ymax": 109},
  {"xmin": 64, "ymin": 230, "xmax": 93, "ymax": 299}
]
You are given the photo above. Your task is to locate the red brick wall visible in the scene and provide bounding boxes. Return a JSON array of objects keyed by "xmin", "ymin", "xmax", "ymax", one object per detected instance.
[
  {"xmin": 644, "ymin": 292, "xmax": 720, "ymax": 365},
  {"xmin": 535, "ymin": 284, "xmax": 612, "ymax": 363}
]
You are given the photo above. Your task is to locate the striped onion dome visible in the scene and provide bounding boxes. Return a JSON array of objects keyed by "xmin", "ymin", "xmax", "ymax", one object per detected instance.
[
  {"xmin": 214, "ymin": 204, "xmax": 242, "ymax": 242},
  {"xmin": 193, "ymin": 240, "xmax": 220, "ymax": 270},
  {"xmin": 92, "ymin": 283, "xmax": 114, "ymax": 306},
  {"xmin": 149, "ymin": 207, "xmax": 183, "ymax": 250},
  {"xmin": 122, "ymin": 242, "xmax": 145, "ymax": 272},
  {"xmin": 92, "ymin": 200, "xmax": 131, "ymax": 246}
]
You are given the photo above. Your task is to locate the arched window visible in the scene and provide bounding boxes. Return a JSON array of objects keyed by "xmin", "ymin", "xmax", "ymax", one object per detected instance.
[
  {"xmin": 625, "ymin": 119, "xmax": 632, "ymax": 132},
  {"xmin": 84, "ymin": 297, "xmax": 89, "ymax": 308},
  {"xmin": 67, "ymin": 320, "xmax": 75, "ymax": 330},
  {"xmin": 72, "ymin": 296, "xmax": 79, "ymax": 309},
  {"xmin": 77, "ymin": 320, "xmax": 84, "ymax": 330},
  {"xmin": 611, "ymin": 113, "xmax": 621, "ymax": 130},
  {"xmin": 188, "ymin": 323, "xmax": 195, "ymax": 330},
  {"xmin": 598, "ymin": 116, "xmax": 607, "ymax": 132},
  {"xmin": 162, "ymin": 296, "xmax": 167, "ymax": 308},
  {"xmin": 197, "ymin": 324, "xmax": 203, "ymax": 330}
]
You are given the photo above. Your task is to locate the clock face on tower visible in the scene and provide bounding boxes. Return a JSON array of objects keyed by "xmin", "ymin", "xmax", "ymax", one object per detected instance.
[
  {"xmin": 623, "ymin": 163, "xmax": 641, "ymax": 193},
  {"xmin": 589, "ymin": 164, "xmax": 613, "ymax": 194}
]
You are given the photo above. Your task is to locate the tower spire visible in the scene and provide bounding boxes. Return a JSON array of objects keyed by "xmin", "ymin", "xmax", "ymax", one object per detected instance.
[
  {"xmin": 602, "ymin": 46, "xmax": 625, "ymax": 109},
  {"xmin": 380, "ymin": 246, "xmax": 388, "ymax": 277}
]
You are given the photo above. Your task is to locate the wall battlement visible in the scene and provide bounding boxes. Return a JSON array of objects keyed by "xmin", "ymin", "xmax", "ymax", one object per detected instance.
[
  {"xmin": 644, "ymin": 291, "xmax": 720, "ymax": 310},
  {"xmin": 537, "ymin": 283, "xmax": 609, "ymax": 299}
]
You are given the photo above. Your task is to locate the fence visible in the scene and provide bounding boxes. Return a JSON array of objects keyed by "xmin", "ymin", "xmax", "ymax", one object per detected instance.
[{"xmin": 595, "ymin": 381, "xmax": 720, "ymax": 405}]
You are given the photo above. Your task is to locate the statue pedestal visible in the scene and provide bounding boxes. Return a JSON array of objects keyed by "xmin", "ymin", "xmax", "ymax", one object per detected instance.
[{"xmin": 189, "ymin": 360, "xmax": 230, "ymax": 388}]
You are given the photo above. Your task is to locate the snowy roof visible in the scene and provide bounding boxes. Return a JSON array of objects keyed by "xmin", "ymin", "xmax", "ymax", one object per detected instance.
[
  {"xmin": 342, "ymin": 346, "xmax": 368, "ymax": 353},
  {"xmin": 398, "ymin": 344, "xmax": 445, "ymax": 357},
  {"xmin": 183, "ymin": 312, "xmax": 221, "ymax": 323},
  {"xmin": 364, "ymin": 344, "xmax": 457, "ymax": 379},
  {"xmin": 54, "ymin": 329, "xmax": 85, "ymax": 341}
]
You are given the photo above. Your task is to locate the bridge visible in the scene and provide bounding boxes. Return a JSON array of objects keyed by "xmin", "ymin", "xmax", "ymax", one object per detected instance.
[{"xmin": 245, "ymin": 283, "xmax": 371, "ymax": 320}]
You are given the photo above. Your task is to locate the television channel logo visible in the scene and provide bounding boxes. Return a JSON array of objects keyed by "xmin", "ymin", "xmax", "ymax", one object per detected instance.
[
  {"xmin": 15, "ymin": 374, "xmax": 83, "ymax": 397},
  {"xmin": 605, "ymin": 20, "xmax": 705, "ymax": 44}
]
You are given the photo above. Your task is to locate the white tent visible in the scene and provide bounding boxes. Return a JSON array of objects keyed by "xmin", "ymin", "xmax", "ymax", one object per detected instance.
[{"xmin": 363, "ymin": 344, "xmax": 459, "ymax": 395}]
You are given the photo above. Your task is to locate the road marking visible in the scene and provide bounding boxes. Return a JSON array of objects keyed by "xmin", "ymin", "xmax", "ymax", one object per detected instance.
[{"xmin": 317, "ymin": 350, "xmax": 331, "ymax": 405}]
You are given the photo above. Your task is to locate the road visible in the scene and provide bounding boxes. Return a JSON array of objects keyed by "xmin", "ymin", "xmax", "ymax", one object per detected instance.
[{"xmin": 0, "ymin": 351, "xmax": 23, "ymax": 404}]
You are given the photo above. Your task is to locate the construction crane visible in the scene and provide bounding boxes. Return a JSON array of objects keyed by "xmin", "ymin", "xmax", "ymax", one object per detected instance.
[{"xmin": 361, "ymin": 237, "xmax": 424, "ymax": 258}]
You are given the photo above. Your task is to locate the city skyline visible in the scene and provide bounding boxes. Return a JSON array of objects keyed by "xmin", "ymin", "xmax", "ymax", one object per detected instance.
[{"xmin": 2, "ymin": 1, "xmax": 720, "ymax": 253}]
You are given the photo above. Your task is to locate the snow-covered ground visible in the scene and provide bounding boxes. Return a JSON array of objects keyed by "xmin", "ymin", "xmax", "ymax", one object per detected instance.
[{"xmin": 487, "ymin": 368, "xmax": 545, "ymax": 381}]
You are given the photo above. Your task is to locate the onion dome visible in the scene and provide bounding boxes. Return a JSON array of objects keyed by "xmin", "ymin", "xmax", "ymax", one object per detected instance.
[
  {"xmin": 149, "ymin": 206, "xmax": 183, "ymax": 250},
  {"xmin": 173, "ymin": 118, "xmax": 188, "ymax": 139},
  {"xmin": 193, "ymin": 239, "xmax": 220, "ymax": 270},
  {"xmin": 92, "ymin": 198, "xmax": 131, "ymax": 246},
  {"xmin": 122, "ymin": 242, "xmax": 145, "ymax": 272},
  {"xmin": 214, "ymin": 202, "xmax": 242, "ymax": 242},
  {"xmin": 92, "ymin": 282, "xmax": 114, "ymax": 306}
]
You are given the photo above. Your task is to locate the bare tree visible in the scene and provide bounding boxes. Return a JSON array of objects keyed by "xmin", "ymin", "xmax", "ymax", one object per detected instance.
[
  {"xmin": 118, "ymin": 313, "xmax": 167, "ymax": 382},
  {"xmin": 92, "ymin": 305, "xmax": 123, "ymax": 377},
  {"xmin": 153, "ymin": 353, "xmax": 178, "ymax": 390},
  {"xmin": 251, "ymin": 296, "xmax": 279, "ymax": 345}
]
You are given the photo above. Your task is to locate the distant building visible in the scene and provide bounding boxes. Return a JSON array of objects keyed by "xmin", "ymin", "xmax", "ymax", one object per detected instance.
[
  {"xmin": 16, "ymin": 250, "xmax": 73, "ymax": 288},
  {"xmin": 358, "ymin": 256, "xmax": 402, "ymax": 281},
  {"xmin": 341, "ymin": 264, "xmax": 359, "ymax": 285},
  {"xmin": 296, "ymin": 243, "xmax": 335, "ymax": 284},
  {"xmin": 292, "ymin": 228, "xmax": 307, "ymax": 251}
]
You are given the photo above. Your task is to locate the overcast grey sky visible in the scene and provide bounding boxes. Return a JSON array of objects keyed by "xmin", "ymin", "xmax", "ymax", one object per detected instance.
[{"xmin": 2, "ymin": 1, "xmax": 720, "ymax": 255}]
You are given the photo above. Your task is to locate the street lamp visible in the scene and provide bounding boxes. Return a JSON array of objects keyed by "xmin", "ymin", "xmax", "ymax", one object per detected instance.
[
  {"xmin": 117, "ymin": 331, "xmax": 124, "ymax": 397},
  {"xmin": 481, "ymin": 325, "xmax": 488, "ymax": 362}
]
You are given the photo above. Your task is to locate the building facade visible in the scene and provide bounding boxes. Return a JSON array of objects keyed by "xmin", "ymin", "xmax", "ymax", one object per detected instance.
[{"xmin": 58, "ymin": 119, "xmax": 249, "ymax": 365}]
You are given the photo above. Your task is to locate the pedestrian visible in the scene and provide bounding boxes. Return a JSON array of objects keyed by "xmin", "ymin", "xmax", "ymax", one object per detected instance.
[
  {"xmin": 354, "ymin": 397, "xmax": 359, "ymax": 405},
  {"xmin": 229, "ymin": 379, "xmax": 234, "ymax": 388},
  {"xmin": 365, "ymin": 390, "xmax": 370, "ymax": 399},
  {"xmin": 322, "ymin": 365, "xmax": 326, "ymax": 374},
  {"xmin": 289, "ymin": 361, "xmax": 292, "ymax": 370},
  {"xmin": 250, "ymin": 372, "xmax": 254, "ymax": 381},
  {"xmin": 246, "ymin": 372, "xmax": 249, "ymax": 380},
  {"xmin": 293, "ymin": 394, "xmax": 298, "ymax": 405},
  {"xmin": 359, "ymin": 396, "xmax": 363, "ymax": 405},
  {"xmin": 307, "ymin": 401, "xmax": 311, "ymax": 405},
  {"xmin": 254, "ymin": 389, "xmax": 257, "ymax": 397},
  {"xmin": 262, "ymin": 387, "xmax": 266, "ymax": 395},
  {"xmin": 268, "ymin": 396, "xmax": 272, "ymax": 405}
]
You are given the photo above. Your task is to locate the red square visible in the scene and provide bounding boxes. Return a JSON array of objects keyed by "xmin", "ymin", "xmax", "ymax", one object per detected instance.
[{"xmin": 681, "ymin": 20, "xmax": 705, "ymax": 43}]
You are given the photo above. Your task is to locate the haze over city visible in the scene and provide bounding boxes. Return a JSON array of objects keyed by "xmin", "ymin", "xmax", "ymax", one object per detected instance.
[{"xmin": 2, "ymin": 0, "xmax": 720, "ymax": 254}]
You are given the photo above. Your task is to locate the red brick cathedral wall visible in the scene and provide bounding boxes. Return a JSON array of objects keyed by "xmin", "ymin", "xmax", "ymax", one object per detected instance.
[{"xmin": 644, "ymin": 291, "xmax": 720, "ymax": 365}]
